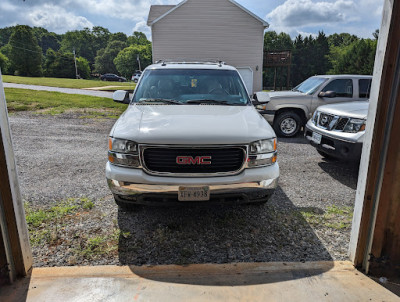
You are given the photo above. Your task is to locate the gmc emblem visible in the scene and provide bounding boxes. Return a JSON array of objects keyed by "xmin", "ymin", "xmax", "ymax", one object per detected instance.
[{"xmin": 176, "ymin": 156, "xmax": 212, "ymax": 165}]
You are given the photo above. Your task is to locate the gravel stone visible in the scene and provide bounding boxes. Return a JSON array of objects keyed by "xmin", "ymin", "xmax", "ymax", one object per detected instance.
[{"xmin": 9, "ymin": 113, "xmax": 359, "ymax": 267}]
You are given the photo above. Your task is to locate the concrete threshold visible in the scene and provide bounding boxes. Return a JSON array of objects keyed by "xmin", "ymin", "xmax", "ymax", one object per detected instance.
[{"xmin": 1, "ymin": 261, "xmax": 399, "ymax": 302}]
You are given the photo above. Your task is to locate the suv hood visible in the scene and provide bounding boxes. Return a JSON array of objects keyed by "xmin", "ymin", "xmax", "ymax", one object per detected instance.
[
  {"xmin": 111, "ymin": 105, "xmax": 275, "ymax": 144},
  {"xmin": 317, "ymin": 101, "xmax": 369, "ymax": 119}
]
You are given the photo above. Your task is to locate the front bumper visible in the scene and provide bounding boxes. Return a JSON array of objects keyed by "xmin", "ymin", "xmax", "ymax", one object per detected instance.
[
  {"xmin": 260, "ymin": 112, "xmax": 275, "ymax": 124},
  {"xmin": 106, "ymin": 162, "xmax": 279, "ymax": 205},
  {"xmin": 305, "ymin": 122, "xmax": 363, "ymax": 161}
]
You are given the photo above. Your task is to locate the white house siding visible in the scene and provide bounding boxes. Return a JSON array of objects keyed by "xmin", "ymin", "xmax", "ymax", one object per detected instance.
[{"xmin": 150, "ymin": 0, "xmax": 265, "ymax": 92}]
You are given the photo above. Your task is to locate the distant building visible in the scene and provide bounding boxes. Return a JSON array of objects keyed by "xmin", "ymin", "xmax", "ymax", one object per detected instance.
[{"xmin": 147, "ymin": 0, "xmax": 269, "ymax": 94}]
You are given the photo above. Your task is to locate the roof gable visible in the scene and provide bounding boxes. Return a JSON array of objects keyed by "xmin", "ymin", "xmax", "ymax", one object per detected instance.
[
  {"xmin": 147, "ymin": 5, "xmax": 176, "ymax": 26},
  {"xmin": 147, "ymin": 0, "xmax": 269, "ymax": 27}
]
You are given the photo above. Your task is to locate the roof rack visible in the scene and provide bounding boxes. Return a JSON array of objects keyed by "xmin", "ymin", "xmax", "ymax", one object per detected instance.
[{"xmin": 154, "ymin": 59, "xmax": 227, "ymax": 67}]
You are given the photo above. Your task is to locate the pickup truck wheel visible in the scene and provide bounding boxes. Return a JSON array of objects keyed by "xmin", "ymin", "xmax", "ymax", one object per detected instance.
[{"xmin": 273, "ymin": 111, "xmax": 302, "ymax": 137}]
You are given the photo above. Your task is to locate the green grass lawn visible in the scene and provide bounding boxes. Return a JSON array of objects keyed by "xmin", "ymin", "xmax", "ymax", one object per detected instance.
[
  {"xmin": 5, "ymin": 88, "xmax": 128, "ymax": 118},
  {"xmin": 2, "ymin": 75, "xmax": 136, "ymax": 90}
]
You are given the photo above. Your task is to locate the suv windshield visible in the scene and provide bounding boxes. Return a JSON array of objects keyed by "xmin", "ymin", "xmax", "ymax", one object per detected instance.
[
  {"xmin": 132, "ymin": 69, "xmax": 250, "ymax": 105},
  {"xmin": 293, "ymin": 77, "xmax": 327, "ymax": 95}
]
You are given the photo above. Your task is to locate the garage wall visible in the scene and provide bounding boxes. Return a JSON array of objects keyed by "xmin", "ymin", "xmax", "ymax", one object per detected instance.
[{"xmin": 151, "ymin": 0, "xmax": 265, "ymax": 92}]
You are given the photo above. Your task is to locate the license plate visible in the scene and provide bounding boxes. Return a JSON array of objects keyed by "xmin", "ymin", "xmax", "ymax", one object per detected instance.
[
  {"xmin": 311, "ymin": 132, "xmax": 322, "ymax": 144},
  {"xmin": 178, "ymin": 186, "xmax": 210, "ymax": 201}
]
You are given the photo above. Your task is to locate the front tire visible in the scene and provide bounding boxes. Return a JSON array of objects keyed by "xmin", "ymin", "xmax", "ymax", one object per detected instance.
[{"xmin": 273, "ymin": 111, "xmax": 302, "ymax": 137}]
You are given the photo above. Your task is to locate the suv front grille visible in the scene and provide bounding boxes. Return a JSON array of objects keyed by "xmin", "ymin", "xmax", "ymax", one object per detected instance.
[
  {"xmin": 317, "ymin": 113, "xmax": 334, "ymax": 128},
  {"xmin": 315, "ymin": 113, "xmax": 350, "ymax": 131},
  {"xmin": 142, "ymin": 147, "xmax": 246, "ymax": 175},
  {"xmin": 334, "ymin": 117, "xmax": 349, "ymax": 130}
]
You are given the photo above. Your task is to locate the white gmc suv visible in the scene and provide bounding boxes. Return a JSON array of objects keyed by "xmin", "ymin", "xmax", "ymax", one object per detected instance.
[{"xmin": 106, "ymin": 62, "xmax": 279, "ymax": 209}]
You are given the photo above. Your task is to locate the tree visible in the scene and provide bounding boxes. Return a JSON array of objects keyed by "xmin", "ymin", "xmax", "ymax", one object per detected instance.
[
  {"xmin": 44, "ymin": 49, "xmax": 75, "ymax": 78},
  {"xmin": 76, "ymin": 57, "xmax": 90, "ymax": 79},
  {"xmin": 114, "ymin": 44, "xmax": 152, "ymax": 78},
  {"xmin": 127, "ymin": 31, "xmax": 151, "ymax": 46},
  {"xmin": 91, "ymin": 26, "xmax": 111, "ymax": 51},
  {"xmin": 109, "ymin": 32, "xmax": 128, "ymax": 43},
  {"xmin": 9, "ymin": 25, "xmax": 42, "ymax": 76},
  {"xmin": 373, "ymin": 29, "xmax": 379, "ymax": 40},
  {"xmin": 94, "ymin": 40, "xmax": 127, "ymax": 74},
  {"xmin": 0, "ymin": 26, "xmax": 14, "ymax": 48},
  {"xmin": 0, "ymin": 52, "xmax": 10, "ymax": 74},
  {"xmin": 327, "ymin": 33, "xmax": 358, "ymax": 48},
  {"xmin": 44, "ymin": 49, "xmax": 90, "ymax": 79},
  {"xmin": 33, "ymin": 27, "xmax": 61, "ymax": 54},
  {"xmin": 60, "ymin": 28, "xmax": 96, "ymax": 64},
  {"xmin": 330, "ymin": 39, "xmax": 377, "ymax": 75},
  {"xmin": 264, "ymin": 31, "xmax": 292, "ymax": 51},
  {"xmin": 0, "ymin": 44, "xmax": 14, "ymax": 74}
]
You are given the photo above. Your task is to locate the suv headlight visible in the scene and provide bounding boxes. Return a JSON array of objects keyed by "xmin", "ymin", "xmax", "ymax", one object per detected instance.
[
  {"xmin": 108, "ymin": 137, "xmax": 140, "ymax": 167},
  {"xmin": 312, "ymin": 111, "xmax": 319, "ymax": 124},
  {"xmin": 248, "ymin": 138, "xmax": 277, "ymax": 167},
  {"xmin": 343, "ymin": 119, "xmax": 366, "ymax": 133}
]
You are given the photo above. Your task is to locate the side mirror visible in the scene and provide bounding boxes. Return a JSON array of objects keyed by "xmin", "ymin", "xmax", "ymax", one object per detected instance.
[
  {"xmin": 318, "ymin": 91, "xmax": 336, "ymax": 98},
  {"xmin": 253, "ymin": 91, "xmax": 270, "ymax": 104},
  {"xmin": 113, "ymin": 90, "xmax": 130, "ymax": 104}
]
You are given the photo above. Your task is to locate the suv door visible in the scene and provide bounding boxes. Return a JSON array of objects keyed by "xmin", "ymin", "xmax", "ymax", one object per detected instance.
[{"xmin": 312, "ymin": 78, "xmax": 354, "ymax": 112}]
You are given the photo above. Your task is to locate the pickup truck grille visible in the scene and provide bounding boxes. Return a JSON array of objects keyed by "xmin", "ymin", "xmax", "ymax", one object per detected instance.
[{"xmin": 142, "ymin": 147, "xmax": 246, "ymax": 176}]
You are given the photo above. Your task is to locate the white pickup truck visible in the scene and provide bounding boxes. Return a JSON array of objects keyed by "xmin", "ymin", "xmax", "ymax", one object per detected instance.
[{"xmin": 106, "ymin": 62, "xmax": 279, "ymax": 209}]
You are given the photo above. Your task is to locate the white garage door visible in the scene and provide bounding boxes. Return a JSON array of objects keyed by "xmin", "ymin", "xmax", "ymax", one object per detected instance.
[{"xmin": 237, "ymin": 67, "xmax": 253, "ymax": 95}]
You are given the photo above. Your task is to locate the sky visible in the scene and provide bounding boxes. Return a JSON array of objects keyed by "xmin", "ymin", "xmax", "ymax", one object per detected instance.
[{"xmin": 0, "ymin": 0, "xmax": 383, "ymax": 40}]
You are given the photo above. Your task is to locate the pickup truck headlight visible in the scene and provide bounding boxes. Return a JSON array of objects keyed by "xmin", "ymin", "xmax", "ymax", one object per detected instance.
[
  {"xmin": 248, "ymin": 138, "xmax": 277, "ymax": 167},
  {"xmin": 343, "ymin": 119, "xmax": 366, "ymax": 133},
  {"xmin": 108, "ymin": 137, "xmax": 140, "ymax": 167}
]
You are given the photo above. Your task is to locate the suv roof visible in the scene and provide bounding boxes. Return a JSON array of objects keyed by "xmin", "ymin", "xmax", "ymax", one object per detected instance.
[{"xmin": 146, "ymin": 61, "xmax": 237, "ymax": 71}]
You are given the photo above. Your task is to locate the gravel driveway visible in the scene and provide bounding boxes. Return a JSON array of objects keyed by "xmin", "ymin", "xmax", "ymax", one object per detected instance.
[{"xmin": 10, "ymin": 113, "xmax": 359, "ymax": 267}]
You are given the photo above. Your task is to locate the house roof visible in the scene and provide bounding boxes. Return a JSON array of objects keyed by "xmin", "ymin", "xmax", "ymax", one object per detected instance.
[
  {"xmin": 147, "ymin": 5, "xmax": 176, "ymax": 26},
  {"xmin": 147, "ymin": 0, "xmax": 269, "ymax": 28}
]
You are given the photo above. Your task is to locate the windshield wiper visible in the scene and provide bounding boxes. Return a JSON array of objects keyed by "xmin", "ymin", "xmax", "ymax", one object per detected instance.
[
  {"xmin": 186, "ymin": 99, "xmax": 232, "ymax": 105},
  {"xmin": 139, "ymin": 98, "xmax": 183, "ymax": 105}
]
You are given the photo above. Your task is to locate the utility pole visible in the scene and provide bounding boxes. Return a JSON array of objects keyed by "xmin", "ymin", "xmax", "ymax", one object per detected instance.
[
  {"xmin": 137, "ymin": 54, "xmax": 141, "ymax": 71},
  {"xmin": 73, "ymin": 48, "xmax": 79, "ymax": 79}
]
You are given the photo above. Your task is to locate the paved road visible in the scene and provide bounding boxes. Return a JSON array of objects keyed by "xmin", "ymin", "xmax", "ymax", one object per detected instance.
[{"xmin": 4, "ymin": 82, "xmax": 114, "ymax": 98}]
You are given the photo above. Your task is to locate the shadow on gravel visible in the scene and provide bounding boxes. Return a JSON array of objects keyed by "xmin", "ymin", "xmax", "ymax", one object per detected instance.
[
  {"xmin": 277, "ymin": 134, "xmax": 309, "ymax": 145},
  {"xmin": 318, "ymin": 159, "xmax": 359, "ymax": 190},
  {"xmin": 117, "ymin": 186, "xmax": 334, "ymax": 285}
]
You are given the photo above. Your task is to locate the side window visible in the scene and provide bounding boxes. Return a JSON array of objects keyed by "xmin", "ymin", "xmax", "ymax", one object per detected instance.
[
  {"xmin": 359, "ymin": 79, "xmax": 372, "ymax": 98},
  {"xmin": 322, "ymin": 79, "xmax": 353, "ymax": 97}
]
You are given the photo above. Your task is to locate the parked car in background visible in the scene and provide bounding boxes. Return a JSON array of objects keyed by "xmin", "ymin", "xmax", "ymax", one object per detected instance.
[
  {"xmin": 106, "ymin": 61, "xmax": 279, "ymax": 209},
  {"xmin": 304, "ymin": 101, "xmax": 369, "ymax": 161},
  {"xmin": 131, "ymin": 71, "xmax": 142, "ymax": 83},
  {"xmin": 254, "ymin": 75, "xmax": 372, "ymax": 137},
  {"xmin": 100, "ymin": 73, "xmax": 127, "ymax": 82}
]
